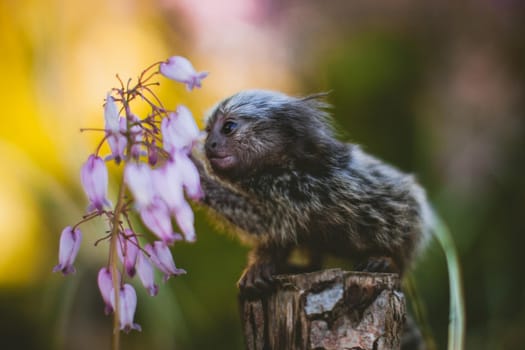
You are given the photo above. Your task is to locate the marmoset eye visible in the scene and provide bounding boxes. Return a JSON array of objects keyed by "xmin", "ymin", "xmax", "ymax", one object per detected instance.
[{"xmin": 222, "ymin": 121, "xmax": 238, "ymax": 135}]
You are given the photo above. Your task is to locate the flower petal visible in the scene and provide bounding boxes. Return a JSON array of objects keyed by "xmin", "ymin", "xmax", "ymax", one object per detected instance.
[
  {"xmin": 173, "ymin": 199, "xmax": 196, "ymax": 242},
  {"xmin": 175, "ymin": 152, "xmax": 203, "ymax": 200},
  {"xmin": 125, "ymin": 163, "xmax": 155, "ymax": 210},
  {"xmin": 161, "ymin": 107, "xmax": 199, "ymax": 154},
  {"xmin": 140, "ymin": 199, "xmax": 179, "ymax": 245},
  {"xmin": 173, "ymin": 105, "xmax": 200, "ymax": 150},
  {"xmin": 152, "ymin": 161, "xmax": 185, "ymax": 212}
]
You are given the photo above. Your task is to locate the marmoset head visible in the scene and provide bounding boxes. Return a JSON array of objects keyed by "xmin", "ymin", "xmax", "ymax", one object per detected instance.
[{"xmin": 204, "ymin": 90, "xmax": 343, "ymax": 179}]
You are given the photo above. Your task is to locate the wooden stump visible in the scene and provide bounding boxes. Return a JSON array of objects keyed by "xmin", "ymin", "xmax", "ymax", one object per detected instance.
[{"xmin": 240, "ymin": 268, "xmax": 406, "ymax": 350}]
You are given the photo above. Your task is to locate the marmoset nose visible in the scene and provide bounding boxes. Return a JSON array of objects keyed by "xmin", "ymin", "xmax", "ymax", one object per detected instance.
[{"xmin": 205, "ymin": 139, "xmax": 218, "ymax": 154}]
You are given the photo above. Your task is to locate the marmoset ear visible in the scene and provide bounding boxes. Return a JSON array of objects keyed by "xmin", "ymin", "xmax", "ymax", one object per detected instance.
[
  {"xmin": 293, "ymin": 92, "xmax": 346, "ymax": 173},
  {"xmin": 290, "ymin": 132, "xmax": 334, "ymax": 174}
]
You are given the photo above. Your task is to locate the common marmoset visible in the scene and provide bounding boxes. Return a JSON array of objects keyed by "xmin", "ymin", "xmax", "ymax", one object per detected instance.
[{"xmin": 196, "ymin": 90, "xmax": 433, "ymax": 296}]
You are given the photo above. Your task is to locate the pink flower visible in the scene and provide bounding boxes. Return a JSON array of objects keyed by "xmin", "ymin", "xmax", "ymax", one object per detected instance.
[
  {"xmin": 81, "ymin": 155, "xmax": 111, "ymax": 212},
  {"xmin": 161, "ymin": 106, "xmax": 200, "ymax": 154},
  {"xmin": 129, "ymin": 114, "xmax": 143, "ymax": 159},
  {"xmin": 174, "ymin": 151, "xmax": 203, "ymax": 201},
  {"xmin": 104, "ymin": 94, "xmax": 120, "ymax": 134},
  {"xmin": 160, "ymin": 56, "xmax": 208, "ymax": 91},
  {"xmin": 105, "ymin": 95, "xmax": 127, "ymax": 163},
  {"xmin": 53, "ymin": 226, "xmax": 82, "ymax": 275},
  {"xmin": 145, "ymin": 241, "xmax": 186, "ymax": 282},
  {"xmin": 140, "ymin": 199, "xmax": 180, "ymax": 245},
  {"xmin": 161, "ymin": 115, "xmax": 177, "ymax": 155},
  {"xmin": 110, "ymin": 284, "xmax": 141, "ymax": 333},
  {"xmin": 117, "ymin": 230, "xmax": 139, "ymax": 277},
  {"xmin": 152, "ymin": 161, "xmax": 185, "ymax": 212},
  {"xmin": 136, "ymin": 252, "xmax": 158, "ymax": 296},
  {"xmin": 173, "ymin": 200, "xmax": 196, "ymax": 242},
  {"xmin": 107, "ymin": 133, "xmax": 127, "ymax": 164},
  {"xmin": 147, "ymin": 141, "xmax": 159, "ymax": 166},
  {"xmin": 97, "ymin": 267, "xmax": 121, "ymax": 315},
  {"xmin": 125, "ymin": 163, "xmax": 155, "ymax": 210},
  {"xmin": 126, "ymin": 163, "xmax": 182, "ymax": 244},
  {"xmin": 152, "ymin": 160, "xmax": 198, "ymax": 241}
]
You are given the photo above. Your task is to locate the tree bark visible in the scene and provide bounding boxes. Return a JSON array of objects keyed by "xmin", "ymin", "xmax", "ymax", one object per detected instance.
[{"xmin": 240, "ymin": 268, "xmax": 405, "ymax": 350}]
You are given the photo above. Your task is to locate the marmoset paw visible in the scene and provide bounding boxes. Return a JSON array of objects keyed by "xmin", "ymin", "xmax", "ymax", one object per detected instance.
[
  {"xmin": 237, "ymin": 262, "xmax": 275, "ymax": 298},
  {"xmin": 355, "ymin": 256, "xmax": 399, "ymax": 274}
]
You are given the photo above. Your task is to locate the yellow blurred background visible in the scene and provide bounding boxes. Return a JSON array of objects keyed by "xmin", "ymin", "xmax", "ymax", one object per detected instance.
[
  {"xmin": 1, "ymin": 1, "xmax": 525, "ymax": 349},
  {"xmin": 0, "ymin": 0, "xmax": 294, "ymax": 286}
]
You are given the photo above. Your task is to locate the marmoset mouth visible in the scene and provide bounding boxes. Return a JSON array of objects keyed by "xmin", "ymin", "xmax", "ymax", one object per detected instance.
[{"xmin": 209, "ymin": 155, "xmax": 236, "ymax": 169}]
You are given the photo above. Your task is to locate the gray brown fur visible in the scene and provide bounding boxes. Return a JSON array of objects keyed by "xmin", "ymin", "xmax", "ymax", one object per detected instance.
[{"xmin": 195, "ymin": 90, "xmax": 433, "ymax": 289}]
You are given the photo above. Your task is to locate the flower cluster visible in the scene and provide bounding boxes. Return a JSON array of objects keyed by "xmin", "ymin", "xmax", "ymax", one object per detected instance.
[{"xmin": 53, "ymin": 56, "xmax": 207, "ymax": 333}]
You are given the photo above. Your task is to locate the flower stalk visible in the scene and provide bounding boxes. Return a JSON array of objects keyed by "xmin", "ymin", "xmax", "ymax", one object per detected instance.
[
  {"xmin": 52, "ymin": 55, "xmax": 207, "ymax": 349},
  {"xmin": 109, "ymin": 170, "xmax": 127, "ymax": 349}
]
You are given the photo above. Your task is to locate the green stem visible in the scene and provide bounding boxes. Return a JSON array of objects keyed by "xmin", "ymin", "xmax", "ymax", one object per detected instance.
[
  {"xmin": 109, "ymin": 171, "xmax": 127, "ymax": 350},
  {"xmin": 433, "ymin": 215, "xmax": 465, "ymax": 350}
]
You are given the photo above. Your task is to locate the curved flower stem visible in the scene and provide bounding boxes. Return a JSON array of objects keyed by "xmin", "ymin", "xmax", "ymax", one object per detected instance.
[
  {"xmin": 433, "ymin": 214, "xmax": 465, "ymax": 350},
  {"xmin": 109, "ymin": 170, "xmax": 128, "ymax": 350}
]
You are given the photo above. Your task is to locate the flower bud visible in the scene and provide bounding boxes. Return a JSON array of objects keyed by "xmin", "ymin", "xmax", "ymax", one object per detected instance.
[
  {"xmin": 117, "ymin": 230, "xmax": 139, "ymax": 277},
  {"xmin": 129, "ymin": 114, "xmax": 143, "ymax": 159},
  {"xmin": 81, "ymin": 155, "xmax": 111, "ymax": 212},
  {"xmin": 53, "ymin": 226, "xmax": 82, "ymax": 275},
  {"xmin": 159, "ymin": 56, "xmax": 208, "ymax": 91},
  {"xmin": 104, "ymin": 94, "xmax": 120, "ymax": 134},
  {"xmin": 145, "ymin": 241, "xmax": 186, "ymax": 282},
  {"xmin": 97, "ymin": 267, "xmax": 121, "ymax": 315},
  {"xmin": 147, "ymin": 141, "xmax": 158, "ymax": 166},
  {"xmin": 105, "ymin": 95, "xmax": 127, "ymax": 163},
  {"xmin": 110, "ymin": 284, "xmax": 141, "ymax": 333},
  {"xmin": 136, "ymin": 252, "xmax": 158, "ymax": 296},
  {"xmin": 107, "ymin": 132, "xmax": 127, "ymax": 164}
]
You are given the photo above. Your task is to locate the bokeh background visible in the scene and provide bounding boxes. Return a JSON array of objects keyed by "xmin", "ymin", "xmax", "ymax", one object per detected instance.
[{"xmin": 1, "ymin": 0, "xmax": 524, "ymax": 349}]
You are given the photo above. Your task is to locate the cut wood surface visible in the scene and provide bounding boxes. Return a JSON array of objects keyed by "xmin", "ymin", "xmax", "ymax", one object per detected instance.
[{"xmin": 240, "ymin": 268, "xmax": 405, "ymax": 350}]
